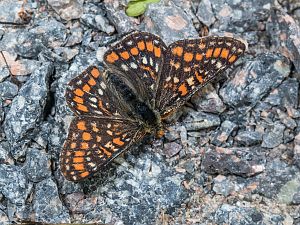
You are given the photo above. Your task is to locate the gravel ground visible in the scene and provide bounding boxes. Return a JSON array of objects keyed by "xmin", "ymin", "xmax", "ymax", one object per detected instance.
[{"xmin": 0, "ymin": 0, "xmax": 300, "ymax": 224}]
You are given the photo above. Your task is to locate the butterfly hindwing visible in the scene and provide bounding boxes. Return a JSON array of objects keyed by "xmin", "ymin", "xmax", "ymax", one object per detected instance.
[
  {"xmin": 60, "ymin": 117, "xmax": 145, "ymax": 181},
  {"xmin": 156, "ymin": 36, "xmax": 246, "ymax": 117}
]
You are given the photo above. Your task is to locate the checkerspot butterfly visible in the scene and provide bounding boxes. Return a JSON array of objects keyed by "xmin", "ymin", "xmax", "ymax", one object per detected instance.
[{"xmin": 60, "ymin": 31, "xmax": 246, "ymax": 181}]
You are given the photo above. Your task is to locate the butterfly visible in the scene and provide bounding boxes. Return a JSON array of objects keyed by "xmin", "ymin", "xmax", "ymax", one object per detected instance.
[{"xmin": 60, "ymin": 31, "xmax": 246, "ymax": 181}]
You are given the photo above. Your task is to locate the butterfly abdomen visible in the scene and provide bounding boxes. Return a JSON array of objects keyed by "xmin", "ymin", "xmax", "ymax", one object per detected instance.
[{"xmin": 109, "ymin": 73, "xmax": 158, "ymax": 126}]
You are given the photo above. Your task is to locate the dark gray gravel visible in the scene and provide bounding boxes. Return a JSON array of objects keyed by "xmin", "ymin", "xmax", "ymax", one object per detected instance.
[{"xmin": 0, "ymin": 0, "xmax": 300, "ymax": 224}]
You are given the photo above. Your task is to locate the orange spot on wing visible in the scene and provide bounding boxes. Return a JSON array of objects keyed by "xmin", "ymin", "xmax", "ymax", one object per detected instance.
[
  {"xmin": 113, "ymin": 137, "xmax": 125, "ymax": 146},
  {"xmin": 80, "ymin": 171, "xmax": 89, "ymax": 178},
  {"xmin": 172, "ymin": 46, "xmax": 183, "ymax": 57},
  {"xmin": 130, "ymin": 47, "xmax": 139, "ymax": 56},
  {"xmin": 228, "ymin": 55, "xmax": 237, "ymax": 63},
  {"xmin": 88, "ymin": 78, "xmax": 96, "ymax": 86},
  {"xmin": 206, "ymin": 49, "xmax": 213, "ymax": 58},
  {"xmin": 213, "ymin": 48, "xmax": 221, "ymax": 57},
  {"xmin": 183, "ymin": 52, "xmax": 193, "ymax": 62},
  {"xmin": 138, "ymin": 41, "xmax": 145, "ymax": 50},
  {"xmin": 70, "ymin": 143, "xmax": 76, "ymax": 149},
  {"xmin": 82, "ymin": 132, "xmax": 92, "ymax": 141},
  {"xmin": 73, "ymin": 96, "xmax": 83, "ymax": 104},
  {"xmin": 74, "ymin": 88, "xmax": 84, "ymax": 97},
  {"xmin": 83, "ymin": 84, "xmax": 91, "ymax": 92},
  {"xmin": 77, "ymin": 121, "xmax": 86, "ymax": 130},
  {"xmin": 73, "ymin": 164, "xmax": 84, "ymax": 171},
  {"xmin": 91, "ymin": 68, "xmax": 100, "ymax": 78},
  {"xmin": 77, "ymin": 104, "xmax": 88, "ymax": 112},
  {"xmin": 120, "ymin": 51, "xmax": 130, "ymax": 59},
  {"xmin": 154, "ymin": 46, "xmax": 161, "ymax": 57},
  {"xmin": 146, "ymin": 41, "xmax": 154, "ymax": 51},
  {"xmin": 195, "ymin": 53, "xmax": 203, "ymax": 61},
  {"xmin": 221, "ymin": 48, "xmax": 229, "ymax": 59},
  {"xmin": 73, "ymin": 157, "xmax": 84, "ymax": 163},
  {"xmin": 81, "ymin": 142, "xmax": 89, "ymax": 149},
  {"xmin": 178, "ymin": 83, "xmax": 188, "ymax": 96},
  {"xmin": 195, "ymin": 71, "xmax": 203, "ymax": 83},
  {"xmin": 100, "ymin": 146, "xmax": 112, "ymax": 157},
  {"xmin": 75, "ymin": 151, "xmax": 85, "ymax": 157},
  {"xmin": 106, "ymin": 52, "xmax": 119, "ymax": 63}
]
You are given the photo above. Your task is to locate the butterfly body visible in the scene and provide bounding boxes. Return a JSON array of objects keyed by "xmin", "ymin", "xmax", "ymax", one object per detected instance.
[{"xmin": 60, "ymin": 31, "xmax": 246, "ymax": 181}]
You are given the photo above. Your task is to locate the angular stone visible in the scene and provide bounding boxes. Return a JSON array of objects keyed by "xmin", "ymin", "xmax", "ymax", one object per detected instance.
[
  {"xmin": 220, "ymin": 53, "xmax": 291, "ymax": 109},
  {"xmin": 47, "ymin": 0, "xmax": 84, "ymax": 21},
  {"xmin": 23, "ymin": 148, "xmax": 51, "ymax": 182},
  {"xmin": 196, "ymin": 0, "xmax": 216, "ymax": 27},
  {"xmin": 0, "ymin": 164, "xmax": 32, "ymax": 205},
  {"xmin": 33, "ymin": 178, "xmax": 70, "ymax": 223},
  {"xmin": 191, "ymin": 84, "xmax": 226, "ymax": 113},
  {"xmin": 4, "ymin": 63, "xmax": 53, "ymax": 158},
  {"xmin": 267, "ymin": 9, "xmax": 300, "ymax": 73},
  {"xmin": 144, "ymin": 1, "xmax": 198, "ymax": 45},
  {"xmin": 264, "ymin": 78, "xmax": 299, "ymax": 110},
  {"xmin": 183, "ymin": 111, "xmax": 220, "ymax": 131},
  {"xmin": 235, "ymin": 130, "xmax": 263, "ymax": 146},
  {"xmin": 201, "ymin": 146, "xmax": 265, "ymax": 177},
  {"xmin": 163, "ymin": 142, "xmax": 182, "ymax": 158},
  {"xmin": 81, "ymin": 14, "xmax": 115, "ymax": 34},
  {"xmin": 255, "ymin": 159, "xmax": 298, "ymax": 199},
  {"xmin": 0, "ymin": 81, "xmax": 18, "ymax": 99},
  {"xmin": 261, "ymin": 122, "xmax": 285, "ymax": 149},
  {"xmin": 212, "ymin": 120, "xmax": 237, "ymax": 146}
]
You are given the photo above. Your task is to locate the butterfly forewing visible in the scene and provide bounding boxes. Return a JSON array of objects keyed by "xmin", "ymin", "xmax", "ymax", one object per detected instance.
[
  {"xmin": 156, "ymin": 36, "xmax": 246, "ymax": 117},
  {"xmin": 66, "ymin": 66, "xmax": 130, "ymax": 118},
  {"xmin": 104, "ymin": 31, "xmax": 167, "ymax": 102},
  {"xmin": 60, "ymin": 117, "xmax": 145, "ymax": 181}
]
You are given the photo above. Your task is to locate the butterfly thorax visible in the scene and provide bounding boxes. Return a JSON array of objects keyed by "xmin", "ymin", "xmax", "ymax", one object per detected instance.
[{"xmin": 108, "ymin": 72, "xmax": 162, "ymax": 133}]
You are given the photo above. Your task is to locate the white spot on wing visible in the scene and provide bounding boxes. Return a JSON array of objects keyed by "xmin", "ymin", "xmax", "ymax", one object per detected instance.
[
  {"xmin": 142, "ymin": 57, "xmax": 148, "ymax": 64},
  {"xmin": 121, "ymin": 64, "xmax": 128, "ymax": 71},
  {"xmin": 100, "ymin": 82, "xmax": 106, "ymax": 89},
  {"xmin": 130, "ymin": 62, "xmax": 138, "ymax": 69},
  {"xmin": 98, "ymin": 89, "xmax": 103, "ymax": 95}
]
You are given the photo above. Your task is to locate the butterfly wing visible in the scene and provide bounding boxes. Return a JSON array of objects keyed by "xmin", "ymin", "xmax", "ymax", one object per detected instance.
[
  {"xmin": 65, "ymin": 66, "xmax": 130, "ymax": 118},
  {"xmin": 60, "ymin": 117, "xmax": 145, "ymax": 181},
  {"xmin": 155, "ymin": 36, "xmax": 246, "ymax": 117},
  {"xmin": 103, "ymin": 31, "xmax": 167, "ymax": 104},
  {"xmin": 61, "ymin": 66, "xmax": 145, "ymax": 181}
]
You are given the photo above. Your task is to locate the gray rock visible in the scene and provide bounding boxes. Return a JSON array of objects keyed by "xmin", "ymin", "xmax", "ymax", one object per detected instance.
[
  {"xmin": 212, "ymin": 120, "xmax": 237, "ymax": 146},
  {"xmin": 264, "ymin": 78, "xmax": 299, "ymax": 110},
  {"xmin": 220, "ymin": 53, "xmax": 291, "ymax": 109},
  {"xmin": 0, "ymin": 67, "xmax": 10, "ymax": 83},
  {"xmin": 201, "ymin": 147, "xmax": 265, "ymax": 177},
  {"xmin": 3, "ymin": 63, "xmax": 53, "ymax": 159},
  {"xmin": 213, "ymin": 175, "xmax": 235, "ymax": 197},
  {"xmin": 255, "ymin": 159, "xmax": 299, "ymax": 199},
  {"xmin": 47, "ymin": 0, "xmax": 84, "ymax": 21},
  {"xmin": 65, "ymin": 26, "xmax": 83, "ymax": 47},
  {"xmin": 0, "ymin": 142, "xmax": 13, "ymax": 164},
  {"xmin": 0, "ymin": 81, "xmax": 18, "ymax": 99},
  {"xmin": 261, "ymin": 122, "xmax": 285, "ymax": 149},
  {"xmin": 214, "ymin": 204, "xmax": 264, "ymax": 224},
  {"xmin": 33, "ymin": 178, "xmax": 70, "ymax": 223},
  {"xmin": 210, "ymin": 0, "xmax": 272, "ymax": 33},
  {"xmin": 191, "ymin": 84, "xmax": 226, "ymax": 113},
  {"xmin": 105, "ymin": 3, "xmax": 138, "ymax": 34},
  {"xmin": 183, "ymin": 111, "xmax": 220, "ymax": 131},
  {"xmin": 235, "ymin": 130, "xmax": 263, "ymax": 146},
  {"xmin": 196, "ymin": 0, "xmax": 216, "ymax": 27},
  {"xmin": 163, "ymin": 142, "xmax": 182, "ymax": 158},
  {"xmin": 267, "ymin": 9, "xmax": 300, "ymax": 73},
  {"xmin": 23, "ymin": 148, "xmax": 51, "ymax": 182},
  {"xmin": 144, "ymin": 1, "xmax": 198, "ymax": 45},
  {"xmin": 81, "ymin": 14, "xmax": 115, "ymax": 34},
  {"xmin": 0, "ymin": 164, "xmax": 32, "ymax": 205}
]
